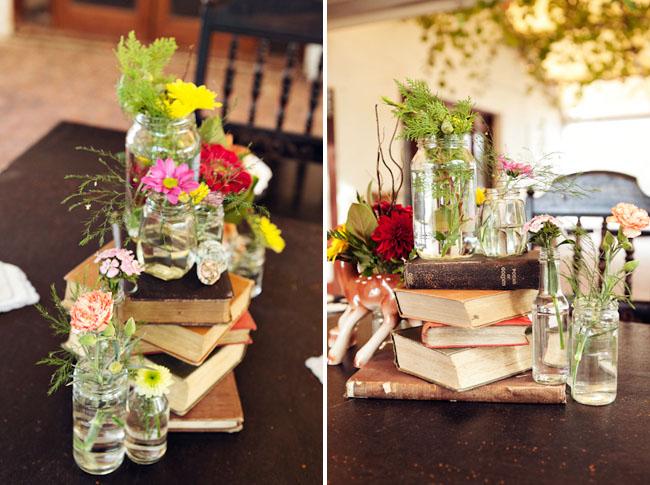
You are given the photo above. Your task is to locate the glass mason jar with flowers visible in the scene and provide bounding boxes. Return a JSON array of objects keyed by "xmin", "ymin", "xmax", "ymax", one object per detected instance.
[
  {"xmin": 568, "ymin": 203, "xmax": 649, "ymax": 405},
  {"xmin": 126, "ymin": 364, "xmax": 172, "ymax": 465},
  {"xmin": 526, "ymin": 215, "xmax": 570, "ymax": 385},
  {"xmin": 136, "ymin": 159, "xmax": 200, "ymax": 280},
  {"xmin": 383, "ymin": 81, "xmax": 478, "ymax": 259},
  {"xmin": 94, "ymin": 248, "xmax": 143, "ymax": 302},
  {"xmin": 116, "ymin": 32, "xmax": 220, "ymax": 237},
  {"xmin": 479, "ymin": 187, "xmax": 527, "ymax": 257}
]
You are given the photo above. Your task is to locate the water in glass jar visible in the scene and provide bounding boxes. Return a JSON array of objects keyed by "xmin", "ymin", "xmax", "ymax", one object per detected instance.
[
  {"xmin": 532, "ymin": 300, "xmax": 569, "ymax": 385},
  {"xmin": 125, "ymin": 414, "xmax": 168, "ymax": 465},
  {"xmin": 571, "ymin": 323, "xmax": 618, "ymax": 405}
]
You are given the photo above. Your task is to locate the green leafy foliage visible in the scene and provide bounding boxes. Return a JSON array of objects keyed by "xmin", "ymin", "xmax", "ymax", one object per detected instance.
[
  {"xmin": 383, "ymin": 79, "xmax": 476, "ymax": 140},
  {"xmin": 199, "ymin": 115, "xmax": 228, "ymax": 145},
  {"xmin": 345, "ymin": 202, "xmax": 378, "ymax": 243},
  {"xmin": 115, "ymin": 31, "xmax": 177, "ymax": 118}
]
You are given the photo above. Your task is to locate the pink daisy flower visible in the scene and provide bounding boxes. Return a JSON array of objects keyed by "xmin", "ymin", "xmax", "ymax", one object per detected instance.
[
  {"xmin": 498, "ymin": 155, "xmax": 534, "ymax": 178},
  {"xmin": 141, "ymin": 158, "xmax": 199, "ymax": 205}
]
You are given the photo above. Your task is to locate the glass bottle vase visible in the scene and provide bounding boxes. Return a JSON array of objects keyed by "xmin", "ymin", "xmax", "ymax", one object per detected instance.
[
  {"xmin": 136, "ymin": 193, "xmax": 197, "ymax": 281},
  {"xmin": 410, "ymin": 135, "xmax": 477, "ymax": 259},
  {"xmin": 570, "ymin": 298, "xmax": 619, "ymax": 406},
  {"xmin": 124, "ymin": 114, "xmax": 201, "ymax": 238},
  {"xmin": 72, "ymin": 361, "xmax": 128, "ymax": 475},
  {"xmin": 478, "ymin": 188, "xmax": 527, "ymax": 257},
  {"xmin": 532, "ymin": 247, "xmax": 570, "ymax": 384},
  {"xmin": 125, "ymin": 392, "xmax": 169, "ymax": 465},
  {"xmin": 227, "ymin": 234, "xmax": 265, "ymax": 297},
  {"xmin": 194, "ymin": 199, "xmax": 225, "ymax": 244}
]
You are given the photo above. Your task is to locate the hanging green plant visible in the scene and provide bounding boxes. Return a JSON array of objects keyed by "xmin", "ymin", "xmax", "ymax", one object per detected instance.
[{"xmin": 416, "ymin": 0, "xmax": 650, "ymax": 99}]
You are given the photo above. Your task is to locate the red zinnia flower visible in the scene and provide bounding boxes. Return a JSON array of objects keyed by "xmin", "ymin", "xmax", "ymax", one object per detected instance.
[
  {"xmin": 373, "ymin": 201, "xmax": 412, "ymax": 218},
  {"xmin": 371, "ymin": 204, "xmax": 414, "ymax": 261},
  {"xmin": 200, "ymin": 143, "xmax": 252, "ymax": 194}
]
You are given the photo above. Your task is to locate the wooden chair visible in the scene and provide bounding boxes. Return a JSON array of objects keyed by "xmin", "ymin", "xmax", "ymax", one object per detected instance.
[
  {"xmin": 527, "ymin": 171, "xmax": 650, "ymax": 322},
  {"xmin": 194, "ymin": 0, "xmax": 323, "ymax": 223}
]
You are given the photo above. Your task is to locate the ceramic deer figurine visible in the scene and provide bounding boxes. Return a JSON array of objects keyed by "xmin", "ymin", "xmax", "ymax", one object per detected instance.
[{"xmin": 327, "ymin": 260, "xmax": 401, "ymax": 367}]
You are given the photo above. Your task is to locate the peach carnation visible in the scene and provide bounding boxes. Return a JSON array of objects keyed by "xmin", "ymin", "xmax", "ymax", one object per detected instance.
[
  {"xmin": 70, "ymin": 290, "xmax": 114, "ymax": 333},
  {"xmin": 607, "ymin": 203, "xmax": 650, "ymax": 238}
]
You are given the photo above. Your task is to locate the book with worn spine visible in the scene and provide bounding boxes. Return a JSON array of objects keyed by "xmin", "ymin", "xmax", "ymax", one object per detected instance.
[
  {"xmin": 346, "ymin": 349, "xmax": 566, "ymax": 404},
  {"xmin": 403, "ymin": 250, "xmax": 540, "ymax": 290},
  {"xmin": 421, "ymin": 315, "xmax": 531, "ymax": 348}
]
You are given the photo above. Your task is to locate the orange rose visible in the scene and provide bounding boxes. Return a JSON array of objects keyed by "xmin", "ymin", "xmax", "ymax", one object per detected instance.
[
  {"xmin": 70, "ymin": 290, "xmax": 114, "ymax": 333},
  {"xmin": 607, "ymin": 203, "xmax": 650, "ymax": 238}
]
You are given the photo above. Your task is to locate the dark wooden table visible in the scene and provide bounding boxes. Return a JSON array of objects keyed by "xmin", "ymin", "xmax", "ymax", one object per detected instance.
[
  {"xmin": 328, "ymin": 316, "xmax": 650, "ymax": 484},
  {"xmin": 0, "ymin": 123, "xmax": 322, "ymax": 484}
]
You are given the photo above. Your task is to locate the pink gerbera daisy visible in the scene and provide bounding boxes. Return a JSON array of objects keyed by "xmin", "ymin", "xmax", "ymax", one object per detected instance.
[{"xmin": 141, "ymin": 158, "xmax": 199, "ymax": 204}]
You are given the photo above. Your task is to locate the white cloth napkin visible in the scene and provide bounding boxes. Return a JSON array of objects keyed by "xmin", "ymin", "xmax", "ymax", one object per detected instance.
[
  {"xmin": 0, "ymin": 262, "xmax": 40, "ymax": 313},
  {"xmin": 305, "ymin": 355, "xmax": 324, "ymax": 384}
]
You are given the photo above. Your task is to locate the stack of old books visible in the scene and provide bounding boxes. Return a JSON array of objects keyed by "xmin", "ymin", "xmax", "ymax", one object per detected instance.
[
  {"xmin": 63, "ymin": 245, "xmax": 255, "ymax": 432},
  {"xmin": 346, "ymin": 250, "xmax": 567, "ymax": 404}
]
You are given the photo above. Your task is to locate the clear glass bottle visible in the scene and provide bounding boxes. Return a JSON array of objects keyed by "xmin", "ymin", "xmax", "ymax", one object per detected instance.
[
  {"xmin": 410, "ymin": 134, "xmax": 477, "ymax": 259},
  {"xmin": 227, "ymin": 234, "xmax": 265, "ymax": 297},
  {"xmin": 72, "ymin": 361, "xmax": 128, "ymax": 475},
  {"xmin": 532, "ymin": 247, "xmax": 570, "ymax": 384},
  {"xmin": 194, "ymin": 200, "xmax": 225, "ymax": 244},
  {"xmin": 125, "ymin": 392, "xmax": 169, "ymax": 465},
  {"xmin": 136, "ymin": 193, "xmax": 197, "ymax": 281},
  {"xmin": 479, "ymin": 188, "xmax": 527, "ymax": 257},
  {"xmin": 124, "ymin": 114, "xmax": 201, "ymax": 238},
  {"xmin": 570, "ymin": 298, "xmax": 619, "ymax": 406}
]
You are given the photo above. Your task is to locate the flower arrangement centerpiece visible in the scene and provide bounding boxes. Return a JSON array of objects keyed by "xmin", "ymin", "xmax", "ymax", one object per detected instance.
[
  {"xmin": 383, "ymin": 79, "xmax": 477, "ymax": 259},
  {"xmin": 95, "ymin": 247, "xmax": 142, "ymax": 299},
  {"xmin": 566, "ymin": 203, "xmax": 649, "ymax": 406}
]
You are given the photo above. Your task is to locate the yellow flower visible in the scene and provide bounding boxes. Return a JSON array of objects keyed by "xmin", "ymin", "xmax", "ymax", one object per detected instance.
[
  {"xmin": 476, "ymin": 187, "xmax": 486, "ymax": 206},
  {"xmin": 259, "ymin": 216, "xmax": 285, "ymax": 253},
  {"xmin": 178, "ymin": 192, "xmax": 190, "ymax": 203},
  {"xmin": 134, "ymin": 364, "xmax": 173, "ymax": 398},
  {"xmin": 327, "ymin": 237, "xmax": 348, "ymax": 261},
  {"xmin": 190, "ymin": 182, "xmax": 210, "ymax": 205},
  {"xmin": 165, "ymin": 79, "xmax": 221, "ymax": 118}
]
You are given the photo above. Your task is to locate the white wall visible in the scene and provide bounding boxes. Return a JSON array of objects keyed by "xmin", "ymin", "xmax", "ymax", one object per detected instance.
[{"xmin": 328, "ymin": 18, "xmax": 563, "ymax": 224}]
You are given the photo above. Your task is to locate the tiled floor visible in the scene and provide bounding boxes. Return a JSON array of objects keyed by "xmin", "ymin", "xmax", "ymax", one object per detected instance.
[{"xmin": 0, "ymin": 27, "xmax": 322, "ymax": 172}]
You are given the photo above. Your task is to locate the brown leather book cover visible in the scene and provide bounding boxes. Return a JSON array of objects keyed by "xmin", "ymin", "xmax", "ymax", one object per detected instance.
[
  {"xmin": 404, "ymin": 249, "xmax": 540, "ymax": 290},
  {"xmin": 169, "ymin": 372, "xmax": 244, "ymax": 433},
  {"xmin": 346, "ymin": 349, "xmax": 566, "ymax": 404}
]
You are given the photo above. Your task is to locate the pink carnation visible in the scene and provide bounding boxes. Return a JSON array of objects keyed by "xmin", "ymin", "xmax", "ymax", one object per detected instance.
[
  {"xmin": 498, "ymin": 155, "xmax": 533, "ymax": 178},
  {"xmin": 607, "ymin": 203, "xmax": 650, "ymax": 238},
  {"xmin": 70, "ymin": 290, "xmax": 114, "ymax": 333},
  {"xmin": 141, "ymin": 158, "xmax": 199, "ymax": 205},
  {"xmin": 524, "ymin": 214, "xmax": 561, "ymax": 234},
  {"xmin": 95, "ymin": 248, "xmax": 142, "ymax": 278}
]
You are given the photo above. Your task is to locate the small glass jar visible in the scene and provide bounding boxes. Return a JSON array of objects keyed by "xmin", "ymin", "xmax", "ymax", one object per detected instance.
[
  {"xmin": 479, "ymin": 188, "xmax": 527, "ymax": 257},
  {"xmin": 124, "ymin": 114, "xmax": 201, "ymax": 238},
  {"xmin": 532, "ymin": 247, "xmax": 570, "ymax": 385},
  {"xmin": 72, "ymin": 361, "xmax": 128, "ymax": 475},
  {"xmin": 410, "ymin": 134, "xmax": 477, "ymax": 259},
  {"xmin": 125, "ymin": 392, "xmax": 169, "ymax": 465},
  {"xmin": 570, "ymin": 299, "xmax": 619, "ymax": 406},
  {"xmin": 228, "ymin": 234, "xmax": 265, "ymax": 297},
  {"xmin": 136, "ymin": 193, "xmax": 197, "ymax": 281},
  {"xmin": 194, "ymin": 200, "xmax": 225, "ymax": 244}
]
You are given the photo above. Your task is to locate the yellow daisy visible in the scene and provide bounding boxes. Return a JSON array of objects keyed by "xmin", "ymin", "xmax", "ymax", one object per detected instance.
[
  {"xmin": 476, "ymin": 187, "xmax": 486, "ymax": 206},
  {"xmin": 327, "ymin": 237, "xmax": 348, "ymax": 261},
  {"xmin": 259, "ymin": 216, "xmax": 285, "ymax": 253},
  {"xmin": 190, "ymin": 182, "xmax": 210, "ymax": 205},
  {"xmin": 165, "ymin": 79, "xmax": 221, "ymax": 119}
]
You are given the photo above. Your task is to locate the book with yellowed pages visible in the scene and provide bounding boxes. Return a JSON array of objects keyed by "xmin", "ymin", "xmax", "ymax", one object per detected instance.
[
  {"xmin": 394, "ymin": 287, "xmax": 537, "ymax": 328},
  {"xmin": 145, "ymin": 343, "xmax": 247, "ymax": 416},
  {"xmin": 346, "ymin": 349, "xmax": 565, "ymax": 404},
  {"xmin": 169, "ymin": 371, "xmax": 244, "ymax": 432},
  {"xmin": 62, "ymin": 243, "xmax": 234, "ymax": 325},
  {"xmin": 392, "ymin": 326, "xmax": 532, "ymax": 392}
]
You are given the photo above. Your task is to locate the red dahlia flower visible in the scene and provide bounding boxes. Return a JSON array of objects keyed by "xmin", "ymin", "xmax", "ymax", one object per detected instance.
[
  {"xmin": 371, "ymin": 204, "xmax": 414, "ymax": 261},
  {"xmin": 200, "ymin": 143, "xmax": 252, "ymax": 194}
]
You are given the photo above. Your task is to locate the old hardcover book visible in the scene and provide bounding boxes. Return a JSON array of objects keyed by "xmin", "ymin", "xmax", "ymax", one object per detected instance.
[
  {"xmin": 421, "ymin": 316, "xmax": 531, "ymax": 348},
  {"xmin": 346, "ymin": 349, "xmax": 565, "ymax": 404},
  {"xmin": 136, "ymin": 274, "xmax": 254, "ymax": 365},
  {"xmin": 395, "ymin": 287, "xmax": 537, "ymax": 327},
  {"xmin": 145, "ymin": 343, "xmax": 247, "ymax": 416},
  {"xmin": 392, "ymin": 326, "xmax": 532, "ymax": 391},
  {"xmin": 169, "ymin": 372, "xmax": 244, "ymax": 433},
  {"xmin": 404, "ymin": 250, "xmax": 540, "ymax": 290},
  {"xmin": 63, "ymin": 242, "xmax": 234, "ymax": 325}
]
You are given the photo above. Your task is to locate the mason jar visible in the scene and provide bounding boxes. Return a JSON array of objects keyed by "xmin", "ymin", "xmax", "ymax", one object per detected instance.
[
  {"xmin": 570, "ymin": 298, "xmax": 619, "ymax": 406},
  {"xmin": 410, "ymin": 134, "xmax": 477, "ymax": 259},
  {"xmin": 194, "ymin": 200, "xmax": 225, "ymax": 244},
  {"xmin": 125, "ymin": 392, "xmax": 169, "ymax": 465},
  {"xmin": 227, "ymin": 234, "xmax": 265, "ymax": 297},
  {"xmin": 72, "ymin": 361, "xmax": 128, "ymax": 475},
  {"xmin": 136, "ymin": 193, "xmax": 197, "ymax": 281},
  {"xmin": 479, "ymin": 188, "xmax": 527, "ymax": 257},
  {"xmin": 124, "ymin": 114, "xmax": 201, "ymax": 238}
]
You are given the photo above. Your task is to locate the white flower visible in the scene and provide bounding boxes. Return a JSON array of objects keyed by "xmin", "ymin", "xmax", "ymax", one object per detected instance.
[
  {"xmin": 244, "ymin": 153, "xmax": 272, "ymax": 196},
  {"xmin": 134, "ymin": 364, "xmax": 173, "ymax": 397}
]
